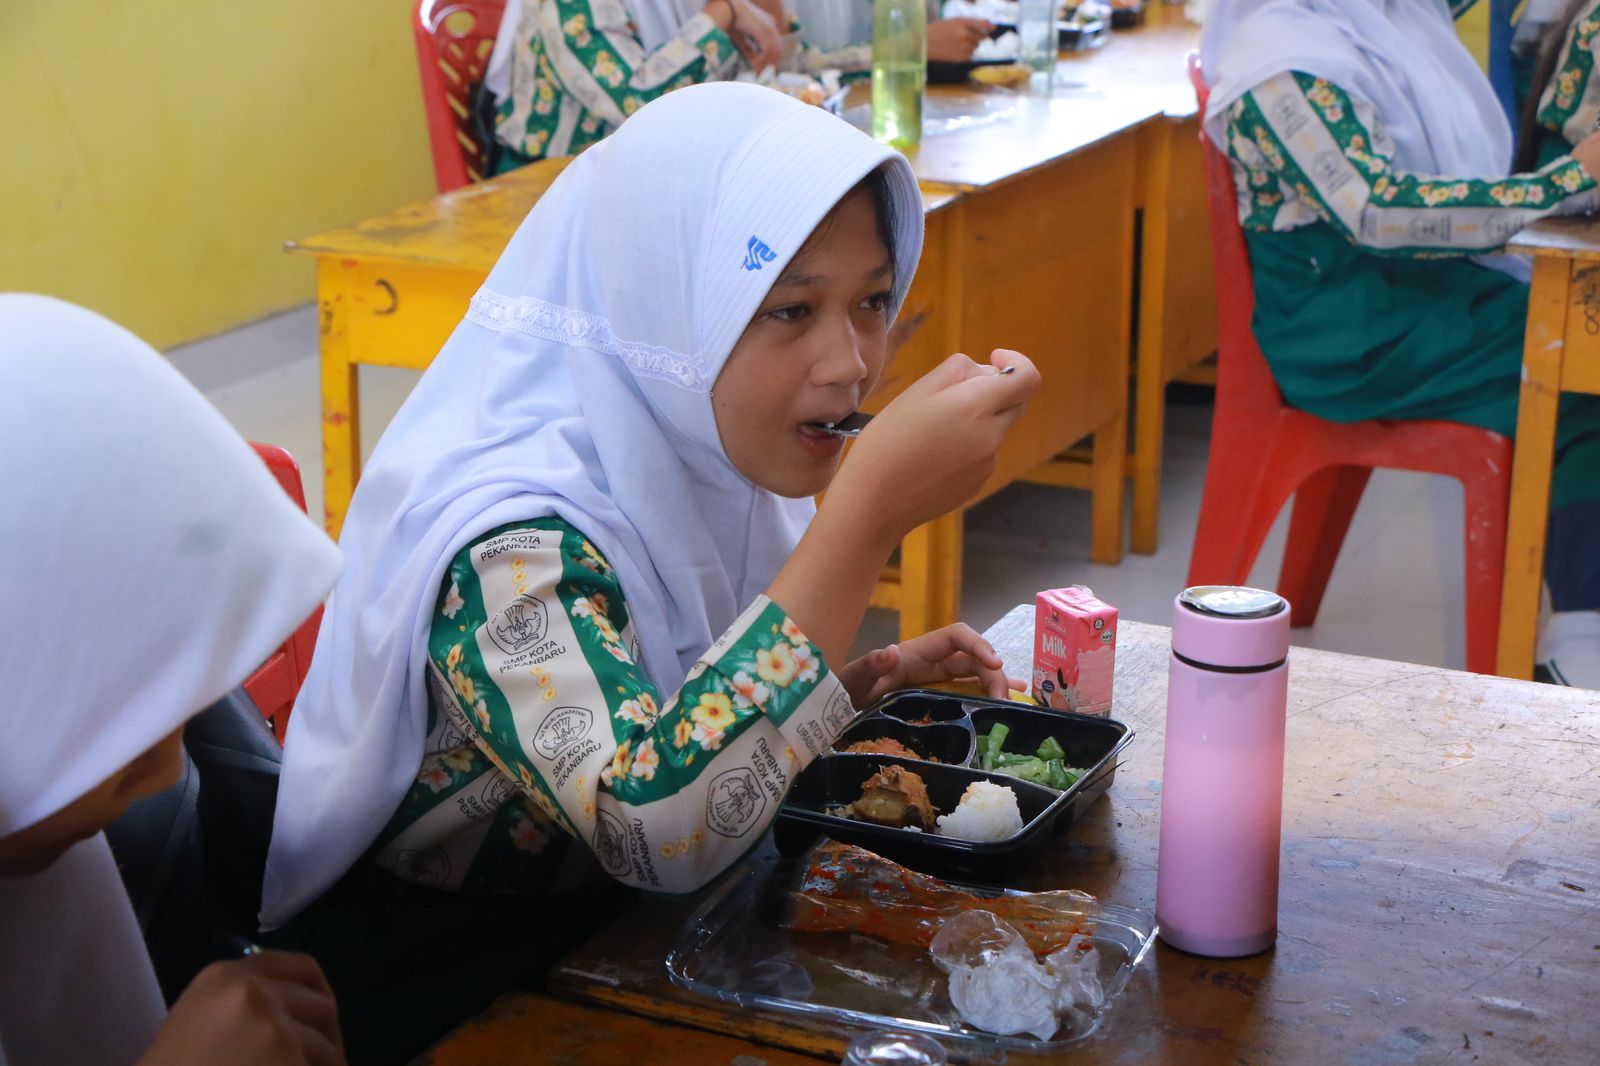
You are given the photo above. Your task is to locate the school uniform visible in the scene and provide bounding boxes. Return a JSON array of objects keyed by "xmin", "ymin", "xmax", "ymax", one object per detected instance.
[{"xmin": 1201, "ymin": 0, "xmax": 1600, "ymax": 621}]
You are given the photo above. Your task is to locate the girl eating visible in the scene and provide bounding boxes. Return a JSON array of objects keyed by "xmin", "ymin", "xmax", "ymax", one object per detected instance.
[{"xmin": 262, "ymin": 82, "xmax": 1038, "ymax": 1058}]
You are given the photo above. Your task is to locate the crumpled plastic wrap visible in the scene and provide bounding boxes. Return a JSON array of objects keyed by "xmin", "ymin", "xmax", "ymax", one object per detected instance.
[
  {"xmin": 782, "ymin": 841, "xmax": 1095, "ymax": 953},
  {"xmin": 930, "ymin": 911, "xmax": 1105, "ymax": 1041}
]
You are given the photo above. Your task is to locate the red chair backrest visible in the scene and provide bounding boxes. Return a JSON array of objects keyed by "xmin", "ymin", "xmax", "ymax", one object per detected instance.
[
  {"xmin": 1187, "ymin": 52, "xmax": 1295, "ymax": 416},
  {"xmin": 243, "ymin": 443, "xmax": 324, "ymax": 744},
  {"xmin": 413, "ymin": 0, "xmax": 508, "ymax": 193}
]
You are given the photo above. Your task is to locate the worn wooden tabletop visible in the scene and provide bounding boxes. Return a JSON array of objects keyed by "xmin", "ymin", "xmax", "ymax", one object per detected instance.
[{"xmin": 415, "ymin": 618, "xmax": 1600, "ymax": 1065}]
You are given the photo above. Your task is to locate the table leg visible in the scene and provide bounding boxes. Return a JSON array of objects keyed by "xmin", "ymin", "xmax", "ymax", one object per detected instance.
[
  {"xmin": 318, "ymin": 264, "xmax": 362, "ymax": 539},
  {"xmin": 1496, "ymin": 255, "xmax": 1567, "ymax": 679},
  {"xmin": 1090, "ymin": 405, "xmax": 1128, "ymax": 566},
  {"xmin": 897, "ymin": 512, "xmax": 963, "ymax": 640}
]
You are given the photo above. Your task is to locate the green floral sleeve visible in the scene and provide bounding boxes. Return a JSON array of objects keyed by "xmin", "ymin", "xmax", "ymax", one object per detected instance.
[
  {"xmin": 550, "ymin": 0, "xmax": 732, "ymax": 122},
  {"xmin": 1223, "ymin": 71, "xmax": 1598, "ymax": 256},
  {"xmin": 374, "ymin": 519, "xmax": 854, "ymax": 896},
  {"xmin": 1535, "ymin": 2, "xmax": 1600, "ymax": 151}
]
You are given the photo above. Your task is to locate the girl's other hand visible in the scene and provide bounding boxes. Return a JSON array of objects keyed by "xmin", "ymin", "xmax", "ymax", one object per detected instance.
[
  {"xmin": 927, "ymin": 18, "xmax": 994, "ymax": 62},
  {"xmin": 829, "ymin": 349, "xmax": 1039, "ymax": 543},
  {"xmin": 136, "ymin": 950, "xmax": 345, "ymax": 1066},
  {"xmin": 838, "ymin": 623, "xmax": 1023, "ymax": 706}
]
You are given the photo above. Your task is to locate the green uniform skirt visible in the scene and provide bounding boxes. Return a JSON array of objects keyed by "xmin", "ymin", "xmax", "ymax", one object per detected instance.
[{"xmin": 1245, "ymin": 224, "xmax": 1600, "ymax": 612}]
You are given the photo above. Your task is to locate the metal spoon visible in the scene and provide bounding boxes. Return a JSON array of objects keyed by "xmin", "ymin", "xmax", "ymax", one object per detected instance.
[{"xmin": 815, "ymin": 366, "xmax": 1016, "ymax": 438}]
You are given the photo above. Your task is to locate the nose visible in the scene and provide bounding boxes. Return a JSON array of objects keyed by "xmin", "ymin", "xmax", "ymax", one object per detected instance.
[{"xmin": 810, "ymin": 314, "xmax": 870, "ymax": 389}]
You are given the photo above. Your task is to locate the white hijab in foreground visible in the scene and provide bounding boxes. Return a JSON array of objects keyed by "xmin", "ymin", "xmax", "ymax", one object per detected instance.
[
  {"xmin": 262, "ymin": 82, "xmax": 924, "ymax": 927},
  {"xmin": 0, "ymin": 295, "xmax": 341, "ymax": 1065},
  {"xmin": 1199, "ymin": 0, "xmax": 1529, "ymax": 277}
]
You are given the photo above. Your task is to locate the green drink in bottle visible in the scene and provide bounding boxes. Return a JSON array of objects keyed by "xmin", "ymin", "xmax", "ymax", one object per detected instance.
[{"xmin": 871, "ymin": 0, "xmax": 926, "ymax": 150}]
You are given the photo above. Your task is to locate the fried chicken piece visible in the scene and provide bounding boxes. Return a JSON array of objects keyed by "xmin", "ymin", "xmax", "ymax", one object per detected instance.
[{"xmin": 845, "ymin": 765, "xmax": 936, "ymax": 830}]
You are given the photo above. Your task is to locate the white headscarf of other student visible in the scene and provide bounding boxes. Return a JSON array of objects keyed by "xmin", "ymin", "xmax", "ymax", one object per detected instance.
[
  {"xmin": 0, "ymin": 295, "xmax": 341, "ymax": 1066},
  {"xmin": 261, "ymin": 82, "xmax": 924, "ymax": 928},
  {"xmin": 1199, "ymin": 0, "xmax": 1531, "ymax": 277}
]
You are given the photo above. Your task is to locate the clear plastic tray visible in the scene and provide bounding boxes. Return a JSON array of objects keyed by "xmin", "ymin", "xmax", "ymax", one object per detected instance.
[{"xmin": 665, "ymin": 853, "xmax": 1157, "ymax": 1061}]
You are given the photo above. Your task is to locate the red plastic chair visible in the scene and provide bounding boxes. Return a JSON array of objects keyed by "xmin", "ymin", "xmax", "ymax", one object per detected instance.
[
  {"xmin": 413, "ymin": 0, "xmax": 508, "ymax": 193},
  {"xmin": 1185, "ymin": 53, "xmax": 1511, "ymax": 673},
  {"xmin": 242, "ymin": 444, "xmax": 324, "ymax": 743}
]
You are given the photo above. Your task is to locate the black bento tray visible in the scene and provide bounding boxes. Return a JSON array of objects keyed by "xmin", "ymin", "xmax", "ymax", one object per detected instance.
[
  {"xmin": 987, "ymin": 17, "xmax": 1109, "ymax": 53},
  {"xmin": 774, "ymin": 689, "xmax": 1133, "ymax": 884}
]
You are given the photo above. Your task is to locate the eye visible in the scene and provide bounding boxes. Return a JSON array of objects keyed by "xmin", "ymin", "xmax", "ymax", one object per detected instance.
[
  {"xmin": 764, "ymin": 303, "xmax": 809, "ymax": 323},
  {"xmin": 861, "ymin": 291, "xmax": 893, "ymax": 314}
]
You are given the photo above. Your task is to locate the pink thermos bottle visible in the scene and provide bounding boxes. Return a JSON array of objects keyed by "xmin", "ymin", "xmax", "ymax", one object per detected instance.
[{"xmin": 1156, "ymin": 585, "xmax": 1290, "ymax": 957}]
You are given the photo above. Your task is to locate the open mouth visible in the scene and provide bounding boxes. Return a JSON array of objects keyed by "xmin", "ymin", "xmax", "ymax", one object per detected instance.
[{"xmin": 801, "ymin": 411, "xmax": 873, "ymax": 438}]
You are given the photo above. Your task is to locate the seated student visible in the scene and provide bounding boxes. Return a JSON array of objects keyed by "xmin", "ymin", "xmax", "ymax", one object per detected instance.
[
  {"xmin": 483, "ymin": 0, "xmax": 786, "ymax": 166},
  {"xmin": 262, "ymin": 82, "xmax": 1038, "ymax": 1060},
  {"xmin": 794, "ymin": 0, "xmax": 995, "ymax": 69},
  {"xmin": 1200, "ymin": 0, "xmax": 1600, "ymax": 687},
  {"xmin": 0, "ymin": 295, "xmax": 345, "ymax": 1065}
]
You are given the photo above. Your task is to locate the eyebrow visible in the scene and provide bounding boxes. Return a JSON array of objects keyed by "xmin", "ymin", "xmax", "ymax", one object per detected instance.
[{"xmin": 775, "ymin": 261, "xmax": 895, "ymax": 287}]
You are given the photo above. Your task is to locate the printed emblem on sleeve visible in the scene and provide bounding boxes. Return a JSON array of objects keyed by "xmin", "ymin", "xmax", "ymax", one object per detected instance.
[
  {"xmin": 1309, "ymin": 150, "xmax": 1351, "ymax": 194},
  {"xmin": 488, "ymin": 594, "xmax": 549, "ymax": 655},
  {"xmin": 1267, "ymin": 93, "xmax": 1309, "ymax": 138},
  {"xmin": 823, "ymin": 689, "xmax": 854, "ymax": 734},
  {"xmin": 396, "ymin": 848, "xmax": 452, "ymax": 887},
  {"xmin": 706, "ymin": 767, "xmax": 767, "ymax": 837},
  {"xmin": 593, "ymin": 809, "xmax": 631, "ymax": 875},
  {"xmin": 534, "ymin": 705, "xmax": 594, "ymax": 759}
]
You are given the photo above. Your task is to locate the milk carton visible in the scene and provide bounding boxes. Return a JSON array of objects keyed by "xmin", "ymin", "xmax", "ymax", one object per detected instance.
[{"xmin": 1032, "ymin": 586, "xmax": 1117, "ymax": 716}]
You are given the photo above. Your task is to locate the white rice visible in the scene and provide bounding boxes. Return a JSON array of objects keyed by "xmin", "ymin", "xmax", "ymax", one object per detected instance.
[{"xmin": 935, "ymin": 781, "xmax": 1025, "ymax": 841}]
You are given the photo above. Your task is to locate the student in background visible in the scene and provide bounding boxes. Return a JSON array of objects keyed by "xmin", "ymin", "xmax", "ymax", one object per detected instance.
[
  {"xmin": 1200, "ymin": 0, "xmax": 1600, "ymax": 688},
  {"xmin": 484, "ymin": 0, "xmax": 785, "ymax": 165},
  {"xmin": 1516, "ymin": 0, "xmax": 1600, "ymax": 170},
  {"xmin": 0, "ymin": 295, "xmax": 344, "ymax": 1065}
]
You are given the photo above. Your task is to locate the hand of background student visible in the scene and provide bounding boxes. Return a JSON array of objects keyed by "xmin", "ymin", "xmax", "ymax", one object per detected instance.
[
  {"xmin": 708, "ymin": 0, "xmax": 782, "ymax": 72},
  {"xmin": 838, "ymin": 623, "xmax": 1024, "ymax": 706},
  {"xmin": 137, "ymin": 950, "xmax": 345, "ymax": 1066},
  {"xmin": 927, "ymin": 18, "xmax": 994, "ymax": 62},
  {"xmin": 1571, "ymin": 129, "xmax": 1600, "ymax": 185},
  {"xmin": 829, "ymin": 348, "xmax": 1039, "ymax": 544}
]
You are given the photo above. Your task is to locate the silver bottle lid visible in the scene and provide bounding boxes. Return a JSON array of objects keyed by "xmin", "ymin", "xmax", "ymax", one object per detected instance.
[{"xmin": 1178, "ymin": 585, "xmax": 1287, "ymax": 620}]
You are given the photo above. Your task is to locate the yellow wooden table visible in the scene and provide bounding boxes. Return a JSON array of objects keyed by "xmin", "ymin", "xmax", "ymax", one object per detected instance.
[
  {"xmin": 1497, "ymin": 217, "xmax": 1600, "ymax": 678},
  {"xmin": 430, "ymin": 618, "xmax": 1600, "ymax": 1064},
  {"xmin": 1056, "ymin": 5, "xmax": 1215, "ymax": 555}
]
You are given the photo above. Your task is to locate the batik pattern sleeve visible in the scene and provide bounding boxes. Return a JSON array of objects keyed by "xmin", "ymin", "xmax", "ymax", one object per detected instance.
[
  {"xmin": 1536, "ymin": 2, "xmax": 1600, "ymax": 151},
  {"xmin": 420, "ymin": 520, "xmax": 855, "ymax": 894},
  {"xmin": 1223, "ymin": 71, "xmax": 1599, "ymax": 255}
]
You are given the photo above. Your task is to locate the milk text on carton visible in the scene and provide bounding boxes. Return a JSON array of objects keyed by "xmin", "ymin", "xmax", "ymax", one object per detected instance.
[{"xmin": 1032, "ymin": 586, "xmax": 1117, "ymax": 716}]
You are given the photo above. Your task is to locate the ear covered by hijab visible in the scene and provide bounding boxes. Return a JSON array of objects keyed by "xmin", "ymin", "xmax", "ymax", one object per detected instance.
[
  {"xmin": 0, "ymin": 294, "xmax": 341, "ymax": 1066},
  {"xmin": 262, "ymin": 82, "xmax": 925, "ymax": 927}
]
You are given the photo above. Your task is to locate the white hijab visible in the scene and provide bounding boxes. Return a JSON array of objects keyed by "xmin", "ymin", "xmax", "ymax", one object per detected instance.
[
  {"xmin": 0, "ymin": 295, "xmax": 341, "ymax": 1065},
  {"xmin": 261, "ymin": 82, "xmax": 924, "ymax": 928},
  {"xmin": 1199, "ymin": 0, "xmax": 1528, "ymax": 276}
]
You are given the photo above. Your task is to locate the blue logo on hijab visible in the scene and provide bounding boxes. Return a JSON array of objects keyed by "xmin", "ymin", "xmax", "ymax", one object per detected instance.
[{"xmin": 743, "ymin": 237, "xmax": 776, "ymax": 271}]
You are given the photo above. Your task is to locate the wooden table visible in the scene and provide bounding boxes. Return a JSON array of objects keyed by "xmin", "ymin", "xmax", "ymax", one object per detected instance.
[
  {"xmin": 1498, "ymin": 217, "xmax": 1600, "ymax": 679},
  {"xmin": 1056, "ymin": 5, "xmax": 1216, "ymax": 555},
  {"xmin": 428, "ymin": 617, "xmax": 1600, "ymax": 1064}
]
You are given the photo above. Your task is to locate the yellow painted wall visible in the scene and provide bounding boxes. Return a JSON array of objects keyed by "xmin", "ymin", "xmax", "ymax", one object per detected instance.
[{"xmin": 0, "ymin": 1, "xmax": 436, "ymax": 349}]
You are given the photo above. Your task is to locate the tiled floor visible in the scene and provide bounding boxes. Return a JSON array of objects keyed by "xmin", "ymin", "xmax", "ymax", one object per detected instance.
[{"xmin": 175, "ymin": 305, "xmax": 1472, "ymax": 671}]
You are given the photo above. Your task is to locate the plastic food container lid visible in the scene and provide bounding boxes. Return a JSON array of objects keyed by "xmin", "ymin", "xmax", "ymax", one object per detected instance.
[
  {"xmin": 842, "ymin": 1031, "xmax": 949, "ymax": 1065},
  {"xmin": 1171, "ymin": 586, "xmax": 1290, "ymax": 669}
]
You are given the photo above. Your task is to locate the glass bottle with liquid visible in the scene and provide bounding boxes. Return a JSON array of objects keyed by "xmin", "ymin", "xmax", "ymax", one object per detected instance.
[
  {"xmin": 1017, "ymin": 0, "xmax": 1057, "ymax": 77},
  {"xmin": 871, "ymin": 0, "xmax": 927, "ymax": 150}
]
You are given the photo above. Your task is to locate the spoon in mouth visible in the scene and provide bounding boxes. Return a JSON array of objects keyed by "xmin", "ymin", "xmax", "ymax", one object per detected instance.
[
  {"xmin": 815, "ymin": 411, "xmax": 874, "ymax": 438},
  {"xmin": 814, "ymin": 366, "xmax": 1015, "ymax": 438}
]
